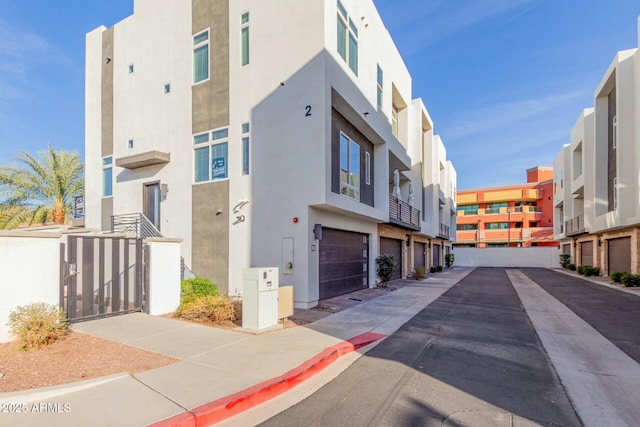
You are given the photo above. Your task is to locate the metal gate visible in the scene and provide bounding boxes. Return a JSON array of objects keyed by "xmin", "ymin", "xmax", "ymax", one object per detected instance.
[{"xmin": 61, "ymin": 235, "xmax": 145, "ymax": 322}]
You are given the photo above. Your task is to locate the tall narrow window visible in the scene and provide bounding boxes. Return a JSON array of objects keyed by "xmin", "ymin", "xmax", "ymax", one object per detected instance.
[
  {"xmin": 340, "ymin": 133, "xmax": 360, "ymax": 200},
  {"xmin": 241, "ymin": 13, "xmax": 250, "ymax": 66},
  {"xmin": 391, "ymin": 107, "xmax": 398, "ymax": 138},
  {"xmin": 365, "ymin": 152, "xmax": 371, "ymax": 185},
  {"xmin": 613, "ymin": 177, "xmax": 618, "ymax": 210},
  {"xmin": 241, "ymin": 122, "xmax": 250, "ymax": 175},
  {"xmin": 336, "ymin": 0, "xmax": 358, "ymax": 75},
  {"xmin": 376, "ymin": 65, "xmax": 383, "ymax": 110},
  {"xmin": 612, "ymin": 115, "xmax": 617, "ymax": 149},
  {"xmin": 102, "ymin": 157, "xmax": 113, "ymax": 197},
  {"xmin": 193, "ymin": 30, "xmax": 209, "ymax": 84}
]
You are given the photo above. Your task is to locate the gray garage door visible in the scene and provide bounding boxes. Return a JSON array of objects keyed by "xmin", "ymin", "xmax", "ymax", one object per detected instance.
[
  {"xmin": 414, "ymin": 242, "xmax": 426, "ymax": 269},
  {"xmin": 433, "ymin": 244, "xmax": 441, "ymax": 267},
  {"xmin": 580, "ymin": 241, "xmax": 593, "ymax": 267},
  {"xmin": 319, "ymin": 228, "xmax": 369, "ymax": 300},
  {"xmin": 608, "ymin": 237, "xmax": 631, "ymax": 273},
  {"xmin": 380, "ymin": 237, "xmax": 402, "ymax": 281}
]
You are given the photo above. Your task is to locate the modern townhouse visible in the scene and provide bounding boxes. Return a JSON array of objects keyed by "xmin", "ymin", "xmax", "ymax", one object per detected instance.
[
  {"xmin": 455, "ymin": 167, "xmax": 557, "ymax": 248},
  {"xmin": 554, "ymin": 17, "xmax": 640, "ymax": 274},
  {"xmin": 84, "ymin": 0, "xmax": 457, "ymax": 308}
]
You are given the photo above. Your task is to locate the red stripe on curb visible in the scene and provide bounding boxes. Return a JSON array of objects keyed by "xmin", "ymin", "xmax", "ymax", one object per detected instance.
[{"xmin": 148, "ymin": 332, "xmax": 385, "ymax": 427}]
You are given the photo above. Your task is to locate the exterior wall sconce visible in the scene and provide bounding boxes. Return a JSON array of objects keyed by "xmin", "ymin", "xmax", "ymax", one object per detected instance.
[
  {"xmin": 313, "ymin": 224, "xmax": 323, "ymax": 240},
  {"xmin": 598, "ymin": 239, "xmax": 602, "ymax": 246}
]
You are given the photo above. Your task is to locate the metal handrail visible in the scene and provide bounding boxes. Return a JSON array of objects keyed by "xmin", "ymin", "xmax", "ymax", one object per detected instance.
[{"xmin": 111, "ymin": 213, "xmax": 162, "ymax": 240}]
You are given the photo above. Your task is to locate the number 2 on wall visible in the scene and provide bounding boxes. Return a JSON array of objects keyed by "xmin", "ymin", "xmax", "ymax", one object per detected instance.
[{"xmin": 305, "ymin": 105, "xmax": 312, "ymax": 117}]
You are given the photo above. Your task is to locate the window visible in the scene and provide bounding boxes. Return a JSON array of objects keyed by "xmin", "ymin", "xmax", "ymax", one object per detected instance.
[
  {"xmin": 391, "ymin": 107, "xmax": 398, "ymax": 138},
  {"xmin": 376, "ymin": 65, "xmax": 383, "ymax": 110},
  {"xmin": 365, "ymin": 151, "xmax": 370, "ymax": 185},
  {"xmin": 612, "ymin": 115, "xmax": 617, "ymax": 149},
  {"xmin": 340, "ymin": 132, "xmax": 360, "ymax": 199},
  {"xmin": 613, "ymin": 177, "xmax": 618, "ymax": 209},
  {"xmin": 194, "ymin": 128, "xmax": 228, "ymax": 182},
  {"xmin": 336, "ymin": 0, "xmax": 358, "ymax": 75},
  {"xmin": 241, "ymin": 13, "xmax": 250, "ymax": 66},
  {"xmin": 458, "ymin": 204, "xmax": 478, "ymax": 215},
  {"xmin": 241, "ymin": 122, "xmax": 250, "ymax": 175},
  {"xmin": 193, "ymin": 30, "xmax": 209, "ymax": 84},
  {"xmin": 486, "ymin": 202, "xmax": 507, "ymax": 214},
  {"xmin": 102, "ymin": 157, "xmax": 113, "ymax": 197},
  {"xmin": 485, "ymin": 222, "xmax": 508, "ymax": 229},
  {"xmin": 457, "ymin": 224, "xmax": 478, "ymax": 230}
]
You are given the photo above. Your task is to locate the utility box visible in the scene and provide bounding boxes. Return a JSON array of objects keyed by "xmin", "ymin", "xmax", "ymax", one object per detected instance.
[{"xmin": 242, "ymin": 267, "xmax": 279, "ymax": 330}]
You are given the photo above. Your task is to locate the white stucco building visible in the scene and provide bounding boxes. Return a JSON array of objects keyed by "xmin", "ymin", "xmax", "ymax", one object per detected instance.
[
  {"xmin": 554, "ymin": 16, "xmax": 640, "ymax": 275},
  {"xmin": 85, "ymin": 0, "xmax": 457, "ymax": 308}
]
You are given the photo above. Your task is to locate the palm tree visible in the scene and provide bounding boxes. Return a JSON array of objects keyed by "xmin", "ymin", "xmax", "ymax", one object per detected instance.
[{"xmin": 0, "ymin": 146, "xmax": 84, "ymax": 230}]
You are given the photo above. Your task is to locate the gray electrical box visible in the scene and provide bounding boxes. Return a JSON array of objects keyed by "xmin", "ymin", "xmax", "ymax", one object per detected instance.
[{"xmin": 242, "ymin": 267, "xmax": 279, "ymax": 330}]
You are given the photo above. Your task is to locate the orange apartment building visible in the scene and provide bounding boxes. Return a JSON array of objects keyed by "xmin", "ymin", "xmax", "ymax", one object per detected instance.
[{"xmin": 455, "ymin": 167, "xmax": 558, "ymax": 248}]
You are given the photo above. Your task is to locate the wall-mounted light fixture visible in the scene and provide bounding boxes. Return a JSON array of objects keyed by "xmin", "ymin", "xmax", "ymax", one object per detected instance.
[
  {"xmin": 598, "ymin": 239, "xmax": 602, "ymax": 246},
  {"xmin": 216, "ymin": 209, "xmax": 223, "ymax": 216}
]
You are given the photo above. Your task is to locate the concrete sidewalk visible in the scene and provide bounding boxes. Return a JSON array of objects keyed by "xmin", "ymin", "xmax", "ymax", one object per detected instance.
[
  {"xmin": 0, "ymin": 268, "xmax": 472, "ymax": 427},
  {"xmin": 508, "ymin": 269, "xmax": 640, "ymax": 427}
]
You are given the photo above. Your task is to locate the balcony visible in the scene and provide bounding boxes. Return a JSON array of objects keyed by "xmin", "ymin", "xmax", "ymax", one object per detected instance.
[
  {"xmin": 389, "ymin": 195, "xmax": 420, "ymax": 231},
  {"xmin": 565, "ymin": 214, "xmax": 586, "ymax": 236},
  {"xmin": 439, "ymin": 222, "xmax": 450, "ymax": 239}
]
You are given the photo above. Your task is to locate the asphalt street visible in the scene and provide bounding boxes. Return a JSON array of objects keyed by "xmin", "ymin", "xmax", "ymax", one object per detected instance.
[{"xmin": 261, "ymin": 268, "xmax": 581, "ymax": 426}]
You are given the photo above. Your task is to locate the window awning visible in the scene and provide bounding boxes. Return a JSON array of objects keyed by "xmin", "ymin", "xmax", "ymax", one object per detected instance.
[{"xmin": 115, "ymin": 150, "xmax": 170, "ymax": 169}]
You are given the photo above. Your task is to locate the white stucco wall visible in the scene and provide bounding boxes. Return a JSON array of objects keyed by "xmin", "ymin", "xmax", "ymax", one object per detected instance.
[
  {"xmin": 454, "ymin": 247, "xmax": 561, "ymax": 268},
  {"xmin": 145, "ymin": 239, "xmax": 182, "ymax": 315},
  {"xmin": 0, "ymin": 233, "xmax": 61, "ymax": 343}
]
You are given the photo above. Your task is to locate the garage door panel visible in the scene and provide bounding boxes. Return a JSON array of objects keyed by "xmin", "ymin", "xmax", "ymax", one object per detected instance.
[
  {"xmin": 380, "ymin": 237, "xmax": 402, "ymax": 280},
  {"xmin": 319, "ymin": 228, "xmax": 368, "ymax": 300},
  {"xmin": 414, "ymin": 242, "xmax": 426, "ymax": 269},
  {"xmin": 609, "ymin": 237, "xmax": 631, "ymax": 273},
  {"xmin": 580, "ymin": 241, "xmax": 593, "ymax": 267}
]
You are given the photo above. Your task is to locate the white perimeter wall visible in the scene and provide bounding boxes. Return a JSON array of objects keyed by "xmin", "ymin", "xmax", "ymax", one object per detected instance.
[
  {"xmin": 454, "ymin": 247, "xmax": 561, "ymax": 268},
  {"xmin": 146, "ymin": 239, "xmax": 182, "ymax": 315},
  {"xmin": 0, "ymin": 233, "xmax": 61, "ymax": 343}
]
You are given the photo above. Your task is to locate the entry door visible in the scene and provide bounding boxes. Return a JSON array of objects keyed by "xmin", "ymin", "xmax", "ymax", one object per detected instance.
[
  {"xmin": 414, "ymin": 242, "xmax": 425, "ymax": 269},
  {"xmin": 433, "ymin": 244, "xmax": 441, "ymax": 267},
  {"xmin": 144, "ymin": 183, "xmax": 161, "ymax": 230},
  {"xmin": 380, "ymin": 237, "xmax": 402, "ymax": 280}
]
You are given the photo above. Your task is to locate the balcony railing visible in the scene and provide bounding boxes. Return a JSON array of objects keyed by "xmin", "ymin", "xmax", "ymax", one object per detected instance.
[
  {"xmin": 565, "ymin": 214, "xmax": 585, "ymax": 236},
  {"xmin": 111, "ymin": 213, "xmax": 162, "ymax": 240},
  {"xmin": 439, "ymin": 222, "xmax": 450, "ymax": 239},
  {"xmin": 389, "ymin": 195, "xmax": 420, "ymax": 230}
]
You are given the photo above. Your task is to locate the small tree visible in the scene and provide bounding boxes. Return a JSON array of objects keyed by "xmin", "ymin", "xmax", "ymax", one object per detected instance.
[
  {"xmin": 559, "ymin": 254, "xmax": 571, "ymax": 269},
  {"xmin": 376, "ymin": 254, "xmax": 397, "ymax": 287},
  {"xmin": 445, "ymin": 253, "xmax": 455, "ymax": 269}
]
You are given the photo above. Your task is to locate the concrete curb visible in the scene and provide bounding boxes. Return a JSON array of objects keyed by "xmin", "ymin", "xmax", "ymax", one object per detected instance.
[
  {"xmin": 553, "ymin": 268, "xmax": 640, "ymax": 297},
  {"xmin": 148, "ymin": 332, "xmax": 386, "ymax": 427}
]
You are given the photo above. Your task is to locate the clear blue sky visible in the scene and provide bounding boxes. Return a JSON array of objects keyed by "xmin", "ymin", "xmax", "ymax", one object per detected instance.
[{"xmin": 0, "ymin": 1, "xmax": 638, "ymax": 189}]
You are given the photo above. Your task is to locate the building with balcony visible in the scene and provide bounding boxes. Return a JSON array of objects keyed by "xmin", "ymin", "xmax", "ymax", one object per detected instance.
[
  {"xmin": 455, "ymin": 167, "xmax": 557, "ymax": 248},
  {"xmin": 84, "ymin": 0, "xmax": 457, "ymax": 308},
  {"xmin": 554, "ymin": 17, "xmax": 640, "ymax": 274}
]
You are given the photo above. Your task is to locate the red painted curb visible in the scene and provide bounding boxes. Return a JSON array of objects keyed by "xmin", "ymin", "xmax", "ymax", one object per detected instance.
[{"xmin": 148, "ymin": 332, "xmax": 385, "ymax": 427}]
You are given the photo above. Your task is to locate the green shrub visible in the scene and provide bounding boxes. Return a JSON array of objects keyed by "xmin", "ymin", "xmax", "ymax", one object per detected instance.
[
  {"xmin": 436, "ymin": 265, "xmax": 443, "ymax": 272},
  {"xmin": 590, "ymin": 266, "xmax": 601, "ymax": 276},
  {"xmin": 176, "ymin": 295, "xmax": 239, "ymax": 322},
  {"xmin": 577, "ymin": 265, "xmax": 586, "ymax": 275},
  {"xmin": 579, "ymin": 266, "xmax": 600, "ymax": 277},
  {"xmin": 610, "ymin": 271, "xmax": 625, "ymax": 283},
  {"xmin": 445, "ymin": 253, "xmax": 455, "ymax": 269},
  {"xmin": 430, "ymin": 266, "xmax": 437, "ymax": 273},
  {"xmin": 568, "ymin": 263, "xmax": 576, "ymax": 271},
  {"xmin": 376, "ymin": 254, "xmax": 397, "ymax": 287},
  {"xmin": 8, "ymin": 303, "xmax": 68, "ymax": 351},
  {"xmin": 621, "ymin": 273, "xmax": 640, "ymax": 288},
  {"xmin": 559, "ymin": 254, "xmax": 571, "ymax": 269},
  {"xmin": 181, "ymin": 277, "xmax": 219, "ymax": 303}
]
